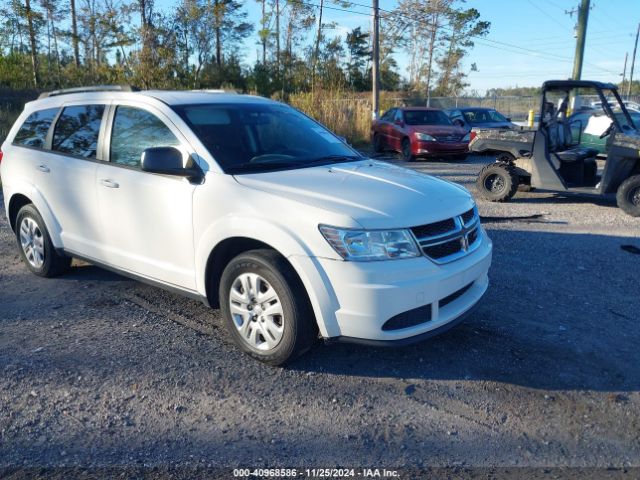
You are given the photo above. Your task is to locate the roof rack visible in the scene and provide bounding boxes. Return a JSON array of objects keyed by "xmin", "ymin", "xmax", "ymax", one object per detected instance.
[
  {"xmin": 38, "ymin": 85, "xmax": 139, "ymax": 99},
  {"xmin": 189, "ymin": 89, "xmax": 238, "ymax": 94}
]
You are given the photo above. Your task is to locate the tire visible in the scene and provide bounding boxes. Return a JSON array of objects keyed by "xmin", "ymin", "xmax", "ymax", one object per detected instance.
[
  {"xmin": 616, "ymin": 174, "xmax": 640, "ymax": 217},
  {"xmin": 476, "ymin": 162, "xmax": 519, "ymax": 202},
  {"xmin": 373, "ymin": 134, "xmax": 384, "ymax": 153},
  {"xmin": 219, "ymin": 249, "xmax": 318, "ymax": 366},
  {"xmin": 15, "ymin": 204, "xmax": 71, "ymax": 277},
  {"xmin": 401, "ymin": 138, "xmax": 415, "ymax": 162},
  {"xmin": 495, "ymin": 152, "xmax": 515, "ymax": 163}
]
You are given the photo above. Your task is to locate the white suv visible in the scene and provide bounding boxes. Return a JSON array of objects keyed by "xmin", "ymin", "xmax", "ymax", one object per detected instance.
[{"xmin": 0, "ymin": 86, "xmax": 492, "ymax": 365}]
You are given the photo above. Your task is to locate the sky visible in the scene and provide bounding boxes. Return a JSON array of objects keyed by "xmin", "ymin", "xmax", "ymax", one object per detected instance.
[{"xmin": 158, "ymin": 0, "xmax": 640, "ymax": 94}]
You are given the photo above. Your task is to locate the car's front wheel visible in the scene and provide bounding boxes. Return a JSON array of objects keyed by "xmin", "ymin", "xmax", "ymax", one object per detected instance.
[
  {"xmin": 15, "ymin": 204, "xmax": 71, "ymax": 277},
  {"xmin": 219, "ymin": 249, "xmax": 318, "ymax": 366}
]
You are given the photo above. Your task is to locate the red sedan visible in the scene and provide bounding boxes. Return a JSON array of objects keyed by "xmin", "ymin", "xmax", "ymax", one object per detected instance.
[{"xmin": 371, "ymin": 107, "xmax": 470, "ymax": 161}]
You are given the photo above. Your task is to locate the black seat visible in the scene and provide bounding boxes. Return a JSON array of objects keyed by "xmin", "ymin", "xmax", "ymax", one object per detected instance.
[{"xmin": 553, "ymin": 147, "xmax": 598, "ymax": 163}]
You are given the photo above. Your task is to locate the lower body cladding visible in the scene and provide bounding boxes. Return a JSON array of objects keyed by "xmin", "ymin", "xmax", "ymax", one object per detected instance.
[{"xmin": 299, "ymin": 230, "xmax": 492, "ymax": 345}]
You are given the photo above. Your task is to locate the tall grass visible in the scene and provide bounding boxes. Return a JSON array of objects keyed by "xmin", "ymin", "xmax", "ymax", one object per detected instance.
[{"xmin": 287, "ymin": 90, "xmax": 399, "ymax": 146}]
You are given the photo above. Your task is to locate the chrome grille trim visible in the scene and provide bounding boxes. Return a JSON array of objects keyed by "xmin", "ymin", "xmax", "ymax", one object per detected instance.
[{"xmin": 411, "ymin": 207, "xmax": 481, "ymax": 264}]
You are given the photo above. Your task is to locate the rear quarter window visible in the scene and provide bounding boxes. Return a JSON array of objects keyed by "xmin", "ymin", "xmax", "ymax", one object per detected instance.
[{"xmin": 13, "ymin": 108, "xmax": 59, "ymax": 148}]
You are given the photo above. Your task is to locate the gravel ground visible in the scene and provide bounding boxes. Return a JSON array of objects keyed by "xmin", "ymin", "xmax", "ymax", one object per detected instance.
[{"xmin": 1, "ymin": 153, "xmax": 639, "ymax": 479}]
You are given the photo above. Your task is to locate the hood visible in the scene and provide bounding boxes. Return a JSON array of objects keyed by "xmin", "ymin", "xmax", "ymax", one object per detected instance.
[
  {"xmin": 408, "ymin": 124, "xmax": 467, "ymax": 137},
  {"xmin": 233, "ymin": 160, "xmax": 474, "ymax": 229}
]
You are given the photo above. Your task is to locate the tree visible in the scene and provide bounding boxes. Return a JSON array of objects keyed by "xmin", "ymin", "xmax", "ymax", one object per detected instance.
[
  {"xmin": 434, "ymin": 7, "xmax": 489, "ymax": 96},
  {"xmin": 24, "ymin": 0, "xmax": 40, "ymax": 86},
  {"xmin": 345, "ymin": 27, "xmax": 369, "ymax": 90},
  {"xmin": 212, "ymin": 0, "xmax": 252, "ymax": 68}
]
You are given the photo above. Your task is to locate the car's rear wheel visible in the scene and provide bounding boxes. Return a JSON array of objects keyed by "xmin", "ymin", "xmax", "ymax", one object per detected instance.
[
  {"xmin": 219, "ymin": 249, "xmax": 318, "ymax": 366},
  {"xmin": 373, "ymin": 134, "xmax": 384, "ymax": 153},
  {"xmin": 616, "ymin": 174, "xmax": 640, "ymax": 217},
  {"xmin": 15, "ymin": 204, "xmax": 71, "ymax": 277},
  {"xmin": 401, "ymin": 138, "xmax": 415, "ymax": 162},
  {"xmin": 476, "ymin": 162, "xmax": 519, "ymax": 202}
]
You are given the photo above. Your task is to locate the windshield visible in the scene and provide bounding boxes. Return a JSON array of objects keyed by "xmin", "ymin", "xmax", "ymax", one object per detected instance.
[
  {"xmin": 602, "ymin": 89, "xmax": 637, "ymax": 131},
  {"xmin": 403, "ymin": 110, "xmax": 452, "ymax": 126},
  {"xmin": 174, "ymin": 103, "xmax": 361, "ymax": 173},
  {"xmin": 463, "ymin": 109, "xmax": 508, "ymax": 123}
]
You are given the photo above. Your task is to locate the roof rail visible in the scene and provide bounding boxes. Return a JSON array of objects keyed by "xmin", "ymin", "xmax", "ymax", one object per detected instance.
[
  {"xmin": 189, "ymin": 89, "xmax": 238, "ymax": 94},
  {"xmin": 38, "ymin": 85, "xmax": 139, "ymax": 99}
]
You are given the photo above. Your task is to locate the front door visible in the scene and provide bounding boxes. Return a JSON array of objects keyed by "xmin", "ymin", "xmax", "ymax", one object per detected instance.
[{"xmin": 95, "ymin": 104, "xmax": 197, "ymax": 290}]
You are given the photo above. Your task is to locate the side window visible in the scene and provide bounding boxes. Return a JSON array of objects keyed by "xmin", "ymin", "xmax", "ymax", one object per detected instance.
[
  {"xmin": 13, "ymin": 108, "xmax": 59, "ymax": 148},
  {"xmin": 52, "ymin": 105, "xmax": 105, "ymax": 158},
  {"xmin": 110, "ymin": 106, "xmax": 180, "ymax": 168},
  {"xmin": 381, "ymin": 109, "xmax": 395, "ymax": 122}
]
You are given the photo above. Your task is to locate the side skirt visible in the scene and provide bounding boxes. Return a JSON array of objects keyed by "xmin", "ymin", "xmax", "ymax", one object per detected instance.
[{"xmin": 58, "ymin": 248, "xmax": 210, "ymax": 308}]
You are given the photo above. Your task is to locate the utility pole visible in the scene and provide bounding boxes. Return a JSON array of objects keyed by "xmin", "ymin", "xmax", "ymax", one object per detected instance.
[
  {"xmin": 371, "ymin": 0, "xmax": 380, "ymax": 119},
  {"xmin": 568, "ymin": 0, "xmax": 590, "ymax": 80},
  {"xmin": 621, "ymin": 52, "xmax": 628, "ymax": 96},
  {"xmin": 628, "ymin": 23, "xmax": 639, "ymax": 98}
]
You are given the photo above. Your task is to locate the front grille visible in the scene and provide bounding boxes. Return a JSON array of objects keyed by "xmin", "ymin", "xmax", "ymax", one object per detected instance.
[
  {"xmin": 382, "ymin": 304, "xmax": 432, "ymax": 331},
  {"xmin": 440, "ymin": 283, "xmax": 473, "ymax": 308},
  {"xmin": 467, "ymin": 227, "xmax": 478, "ymax": 246},
  {"xmin": 461, "ymin": 208, "xmax": 475, "ymax": 225},
  {"xmin": 423, "ymin": 238, "xmax": 464, "ymax": 259},
  {"xmin": 411, "ymin": 207, "xmax": 480, "ymax": 263},
  {"xmin": 434, "ymin": 135, "xmax": 462, "ymax": 142},
  {"xmin": 411, "ymin": 218, "xmax": 456, "ymax": 238}
]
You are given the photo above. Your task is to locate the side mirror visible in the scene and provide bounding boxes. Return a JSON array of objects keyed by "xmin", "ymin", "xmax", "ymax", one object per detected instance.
[
  {"xmin": 453, "ymin": 119, "xmax": 464, "ymax": 127},
  {"xmin": 506, "ymin": 117, "xmax": 512, "ymax": 122},
  {"xmin": 394, "ymin": 119, "xmax": 404, "ymax": 127},
  {"xmin": 141, "ymin": 147, "xmax": 202, "ymax": 179}
]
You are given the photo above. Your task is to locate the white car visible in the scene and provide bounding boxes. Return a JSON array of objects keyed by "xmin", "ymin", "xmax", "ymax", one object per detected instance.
[{"xmin": 0, "ymin": 86, "xmax": 493, "ymax": 365}]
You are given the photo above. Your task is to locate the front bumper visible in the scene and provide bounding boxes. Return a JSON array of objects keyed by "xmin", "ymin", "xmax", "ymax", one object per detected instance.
[
  {"xmin": 313, "ymin": 229, "xmax": 492, "ymax": 342},
  {"xmin": 414, "ymin": 141, "xmax": 469, "ymax": 156}
]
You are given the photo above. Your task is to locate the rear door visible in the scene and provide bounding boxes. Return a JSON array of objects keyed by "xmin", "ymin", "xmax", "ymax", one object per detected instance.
[
  {"xmin": 8, "ymin": 107, "xmax": 60, "ymax": 199},
  {"xmin": 39, "ymin": 103, "xmax": 107, "ymax": 254},
  {"xmin": 95, "ymin": 103, "xmax": 197, "ymax": 290}
]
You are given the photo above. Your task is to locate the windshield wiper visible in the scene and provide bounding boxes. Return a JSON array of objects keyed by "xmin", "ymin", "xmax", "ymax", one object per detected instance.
[
  {"xmin": 227, "ymin": 155, "xmax": 362, "ymax": 174},
  {"xmin": 300, "ymin": 154, "xmax": 362, "ymax": 167},
  {"xmin": 226, "ymin": 161, "xmax": 299, "ymax": 174}
]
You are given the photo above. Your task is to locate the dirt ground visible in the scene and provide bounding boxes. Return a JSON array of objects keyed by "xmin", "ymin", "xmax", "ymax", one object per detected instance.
[{"xmin": 1, "ymin": 154, "xmax": 639, "ymax": 479}]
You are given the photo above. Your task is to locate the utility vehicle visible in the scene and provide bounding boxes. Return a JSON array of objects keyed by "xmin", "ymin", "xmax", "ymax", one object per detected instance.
[{"xmin": 470, "ymin": 80, "xmax": 640, "ymax": 216}]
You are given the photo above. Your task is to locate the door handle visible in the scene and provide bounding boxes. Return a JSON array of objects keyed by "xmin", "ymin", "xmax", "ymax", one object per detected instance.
[
  {"xmin": 100, "ymin": 179, "xmax": 119, "ymax": 188},
  {"xmin": 36, "ymin": 164, "xmax": 50, "ymax": 173}
]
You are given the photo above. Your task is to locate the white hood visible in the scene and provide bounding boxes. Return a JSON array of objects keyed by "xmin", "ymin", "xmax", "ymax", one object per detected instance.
[{"xmin": 234, "ymin": 160, "xmax": 474, "ymax": 229}]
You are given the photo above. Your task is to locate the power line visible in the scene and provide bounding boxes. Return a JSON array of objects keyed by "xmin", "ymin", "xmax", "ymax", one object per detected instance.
[
  {"xmin": 284, "ymin": 0, "xmax": 618, "ymax": 76},
  {"xmin": 527, "ymin": 0, "xmax": 570, "ymax": 30}
]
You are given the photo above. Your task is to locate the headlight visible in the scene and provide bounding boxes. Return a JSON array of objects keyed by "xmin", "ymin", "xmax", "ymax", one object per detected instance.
[
  {"xmin": 462, "ymin": 132, "xmax": 470, "ymax": 142},
  {"xmin": 415, "ymin": 133, "xmax": 436, "ymax": 141},
  {"xmin": 319, "ymin": 225, "xmax": 421, "ymax": 261}
]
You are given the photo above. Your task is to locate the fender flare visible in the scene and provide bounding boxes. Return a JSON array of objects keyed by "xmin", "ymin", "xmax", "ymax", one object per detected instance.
[
  {"xmin": 6, "ymin": 182, "xmax": 63, "ymax": 248},
  {"xmin": 195, "ymin": 216, "xmax": 342, "ymax": 338}
]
